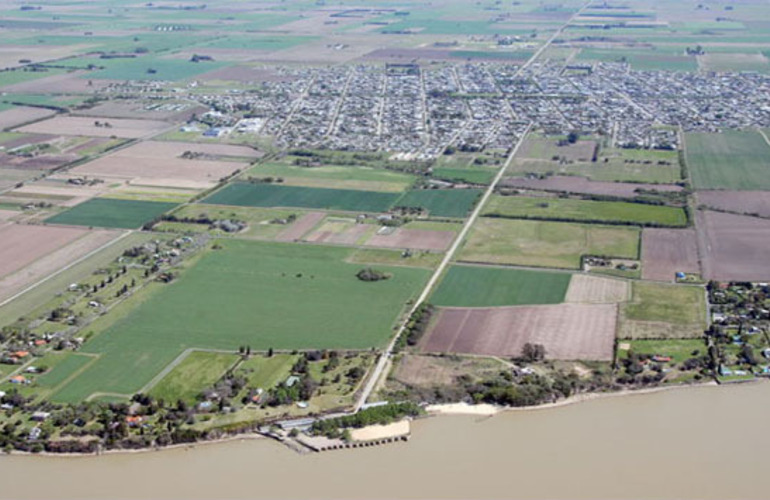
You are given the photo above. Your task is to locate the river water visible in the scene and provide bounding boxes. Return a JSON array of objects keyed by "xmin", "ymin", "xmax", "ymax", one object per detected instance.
[{"xmin": 1, "ymin": 382, "xmax": 767, "ymax": 500}]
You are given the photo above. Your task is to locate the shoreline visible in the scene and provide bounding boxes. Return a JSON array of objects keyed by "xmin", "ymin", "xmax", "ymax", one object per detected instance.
[{"xmin": 2, "ymin": 379, "xmax": 753, "ymax": 459}]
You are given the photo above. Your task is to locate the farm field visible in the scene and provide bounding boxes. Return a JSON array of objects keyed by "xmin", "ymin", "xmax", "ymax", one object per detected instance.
[
  {"xmin": 421, "ymin": 303, "xmax": 617, "ymax": 361},
  {"xmin": 393, "ymin": 189, "xmax": 482, "ymax": 218},
  {"xmin": 0, "ymin": 229, "xmax": 119, "ymax": 304},
  {"xmin": 0, "ymin": 105, "xmax": 56, "ymax": 129},
  {"xmin": 696, "ymin": 190, "xmax": 770, "ymax": 218},
  {"xmin": 430, "ymin": 265, "xmax": 571, "ymax": 307},
  {"xmin": 246, "ymin": 161, "xmax": 416, "ymax": 193},
  {"xmin": 70, "ymin": 140, "xmax": 256, "ymax": 189},
  {"xmin": 0, "ymin": 223, "xmax": 88, "ymax": 279},
  {"xmin": 685, "ymin": 131, "xmax": 770, "ymax": 190},
  {"xmin": 696, "ymin": 210, "xmax": 770, "ymax": 281},
  {"xmin": 303, "ymin": 217, "xmax": 375, "ymax": 246},
  {"xmin": 365, "ymin": 226, "xmax": 456, "ymax": 252},
  {"xmin": 641, "ymin": 229, "xmax": 700, "ymax": 282},
  {"xmin": 46, "ymin": 198, "xmax": 177, "ymax": 229},
  {"xmin": 163, "ymin": 204, "xmax": 310, "ymax": 240},
  {"xmin": 51, "ymin": 240, "xmax": 429, "ymax": 401},
  {"xmin": 148, "ymin": 351, "xmax": 240, "ymax": 404},
  {"xmin": 202, "ymin": 183, "xmax": 400, "ymax": 213},
  {"xmin": 565, "ymin": 274, "xmax": 629, "ymax": 304},
  {"xmin": 482, "ymin": 195, "xmax": 688, "ymax": 227},
  {"xmin": 391, "ymin": 354, "xmax": 506, "ymax": 388},
  {"xmin": 620, "ymin": 282, "xmax": 706, "ymax": 339},
  {"xmin": 431, "ymin": 167, "xmax": 496, "ymax": 185},
  {"xmin": 235, "ymin": 354, "xmax": 297, "ymax": 392},
  {"xmin": 459, "ymin": 218, "xmax": 640, "ymax": 269},
  {"xmin": 16, "ymin": 116, "xmax": 169, "ymax": 139},
  {"xmin": 500, "ymin": 176, "xmax": 683, "ymax": 198}
]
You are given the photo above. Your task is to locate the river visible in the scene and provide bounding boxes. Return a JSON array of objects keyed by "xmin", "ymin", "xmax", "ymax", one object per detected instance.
[{"xmin": 1, "ymin": 382, "xmax": 767, "ymax": 500}]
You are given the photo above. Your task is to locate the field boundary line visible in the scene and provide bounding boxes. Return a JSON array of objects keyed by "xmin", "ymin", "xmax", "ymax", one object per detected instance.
[
  {"xmin": 48, "ymin": 353, "xmax": 100, "ymax": 401},
  {"xmin": 355, "ymin": 123, "xmax": 533, "ymax": 411},
  {"xmin": 138, "ymin": 348, "xmax": 196, "ymax": 395},
  {"xmin": 0, "ymin": 230, "xmax": 133, "ymax": 310}
]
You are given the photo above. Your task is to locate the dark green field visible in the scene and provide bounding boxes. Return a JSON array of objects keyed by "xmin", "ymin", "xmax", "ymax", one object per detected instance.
[
  {"xmin": 431, "ymin": 265, "xmax": 571, "ymax": 307},
  {"xmin": 685, "ymin": 131, "xmax": 770, "ymax": 190},
  {"xmin": 51, "ymin": 240, "xmax": 429, "ymax": 401},
  {"xmin": 45, "ymin": 198, "xmax": 177, "ymax": 229},
  {"xmin": 432, "ymin": 167, "xmax": 496, "ymax": 185},
  {"xmin": 394, "ymin": 189, "xmax": 483, "ymax": 218},
  {"xmin": 202, "ymin": 183, "xmax": 400, "ymax": 212}
]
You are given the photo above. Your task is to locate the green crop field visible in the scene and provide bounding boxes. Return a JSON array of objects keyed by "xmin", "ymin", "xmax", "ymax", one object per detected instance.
[
  {"xmin": 46, "ymin": 198, "xmax": 178, "ymax": 229},
  {"xmin": 685, "ymin": 131, "xmax": 770, "ymax": 190},
  {"xmin": 51, "ymin": 240, "xmax": 429, "ymax": 401},
  {"xmin": 394, "ymin": 189, "xmax": 482, "ymax": 218},
  {"xmin": 84, "ymin": 56, "xmax": 227, "ymax": 81},
  {"xmin": 149, "ymin": 351, "xmax": 239, "ymax": 404},
  {"xmin": 203, "ymin": 183, "xmax": 400, "ymax": 213},
  {"xmin": 626, "ymin": 339, "xmax": 706, "ymax": 364},
  {"xmin": 483, "ymin": 195, "xmax": 688, "ymax": 227},
  {"xmin": 460, "ymin": 218, "xmax": 640, "ymax": 269},
  {"xmin": 432, "ymin": 167, "xmax": 496, "ymax": 185},
  {"xmin": 431, "ymin": 265, "xmax": 571, "ymax": 307},
  {"xmin": 37, "ymin": 354, "xmax": 94, "ymax": 395},
  {"xmin": 246, "ymin": 161, "xmax": 416, "ymax": 192}
]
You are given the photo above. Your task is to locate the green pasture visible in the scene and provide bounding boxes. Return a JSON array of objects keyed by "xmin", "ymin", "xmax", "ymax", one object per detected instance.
[
  {"xmin": 394, "ymin": 189, "xmax": 482, "ymax": 218},
  {"xmin": 685, "ymin": 131, "xmax": 770, "ymax": 190},
  {"xmin": 482, "ymin": 195, "xmax": 688, "ymax": 227},
  {"xmin": 202, "ymin": 183, "xmax": 400, "ymax": 212},
  {"xmin": 460, "ymin": 218, "xmax": 640, "ymax": 269},
  {"xmin": 46, "ymin": 198, "xmax": 177, "ymax": 229},
  {"xmin": 149, "ymin": 351, "xmax": 239, "ymax": 404},
  {"xmin": 246, "ymin": 161, "xmax": 416, "ymax": 192},
  {"xmin": 431, "ymin": 265, "xmax": 571, "ymax": 307},
  {"xmin": 51, "ymin": 240, "xmax": 429, "ymax": 401}
]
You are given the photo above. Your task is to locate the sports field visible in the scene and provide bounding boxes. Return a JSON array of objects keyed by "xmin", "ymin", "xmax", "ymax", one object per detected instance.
[
  {"xmin": 431, "ymin": 265, "xmax": 571, "ymax": 307},
  {"xmin": 685, "ymin": 131, "xmax": 770, "ymax": 190},
  {"xmin": 46, "ymin": 198, "xmax": 177, "ymax": 229},
  {"xmin": 202, "ymin": 183, "xmax": 400, "ymax": 212},
  {"xmin": 483, "ymin": 196, "xmax": 688, "ymax": 227},
  {"xmin": 460, "ymin": 218, "xmax": 640, "ymax": 269},
  {"xmin": 394, "ymin": 189, "xmax": 483, "ymax": 218},
  {"xmin": 51, "ymin": 240, "xmax": 429, "ymax": 401}
]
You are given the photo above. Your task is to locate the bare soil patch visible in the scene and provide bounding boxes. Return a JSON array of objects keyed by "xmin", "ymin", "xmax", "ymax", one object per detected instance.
[
  {"xmin": 392, "ymin": 354, "xmax": 504, "ymax": 387},
  {"xmin": 0, "ymin": 223, "xmax": 87, "ymax": 279},
  {"xmin": 500, "ymin": 176, "xmax": 682, "ymax": 197},
  {"xmin": 421, "ymin": 304, "xmax": 617, "ymax": 361},
  {"xmin": 696, "ymin": 190, "xmax": 770, "ymax": 218},
  {"xmin": 566, "ymin": 274, "xmax": 629, "ymax": 303},
  {"xmin": 275, "ymin": 211, "xmax": 325, "ymax": 242},
  {"xmin": 73, "ymin": 102, "xmax": 206, "ymax": 122},
  {"xmin": 0, "ymin": 71, "xmax": 111, "ymax": 93},
  {"xmin": 0, "ymin": 151, "xmax": 78, "ymax": 171},
  {"xmin": 16, "ymin": 116, "xmax": 169, "ymax": 139},
  {"xmin": 305, "ymin": 223, "xmax": 371, "ymax": 245},
  {"xmin": 366, "ymin": 228, "xmax": 455, "ymax": 251},
  {"xmin": 0, "ymin": 106, "xmax": 55, "ymax": 130},
  {"xmin": 69, "ymin": 141, "xmax": 255, "ymax": 187},
  {"xmin": 0, "ymin": 209, "xmax": 17, "ymax": 221},
  {"xmin": 641, "ymin": 228, "xmax": 700, "ymax": 281},
  {"xmin": 0, "ymin": 229, "xmax": 118, "ymax": 303},
  {"xmin": 696, "ymin": 210, "xmax": 770, "ymax": 281}
]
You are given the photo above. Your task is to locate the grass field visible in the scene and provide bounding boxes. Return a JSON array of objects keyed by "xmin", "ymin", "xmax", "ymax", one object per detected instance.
[
  {"xmin": 46, "ymin": 198, "xmax": 177, "ymax": 229},
  {"xmin": 483, "ymin": 195, "xmax": 688, "ymax": 227},
  {"xmin": 246, "ymin": 161, "xmax": 416, "ymax": 192},
  {"xmin": 202, "ymin": 183, "xmax": 400, "ymax": 213},
  {"xmin": 685, "ymin": 131, "xmax": 770, "ymax": 190},
  {"xmin": 625, "ymin": 339, "xmax": 706, "ymax": 364},
  {"xmin": 164, "ymin": 204, "xmax": 308, "ymax": 240},
  {"xmin": 394, "ymin": 189, "xmax": 482, "ymax": 218},
  {"xmin": 624, "ymin": 282, "xmax": 706, "ymax": 325},
  {"xmin": 431, "ymin": 265, "xmax": 571, "ymax": 307},
  {"xmin": 51, "ymin": 240, "xmax": 429, "ymax": 401},
  {"xmin": 84, "ymin": 56, "xmax": 227, "ymax": 82},
  {"xmin": 460, "ymin": 218, "xmax": 640, "ymax": 269},
  {"xmin": 236, "ymin": 354, "xmax": 297, "ymax": 391},
  {"xmin": 149, "ymin": 351, "xmax": 239, "ymax": 404},
  {"xmin": 432, "ymin": 167, "xmax": 496, "ymax": 185}
]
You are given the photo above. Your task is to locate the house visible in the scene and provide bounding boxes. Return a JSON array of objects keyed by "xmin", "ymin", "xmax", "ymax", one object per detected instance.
[
  {"xmin": 31, "ymin": 411, "xmax": 50, "ymax": 422},
  {"xmin": 285, "ymin": 376, "xmax": 301, "ymax": 387},
  {"xmin": 652, "ymin": 356, "xmax": 672, "ymax": 363},
  {"xmin": 125, "ymin": 416, "xmax": 143, "ymax": 427},
  {"xmin": 28, "ymin": 427, "xmax": 42, "ymax": 441},
  {"xmin": 0, "ymin": 391, "xmax": 6, "ymax": 398},
  {"xmin": 9, "ymin": 375, "xmax": 26, "ymax": 384},
  {"xmin": 12, "ymin": 351, "xmax": 29, "ymax": 359}
]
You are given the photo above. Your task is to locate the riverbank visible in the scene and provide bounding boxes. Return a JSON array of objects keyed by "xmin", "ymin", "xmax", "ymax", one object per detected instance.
[
  {"xmin": 425, "ymin": 380, "xmax": 723, "ymax": 417},
  {"xmin": 2, "ymin": 379, "xmax": 747, "ymax": 458},
  {"xmin": 3, "ymin": 381, "xmax": 770, "ymax": 500}
]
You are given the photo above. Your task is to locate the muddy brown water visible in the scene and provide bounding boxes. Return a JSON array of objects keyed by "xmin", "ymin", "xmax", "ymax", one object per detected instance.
[{"xmin": 1, "ymin": 382, "xmax": 768, "ymax": 500}]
